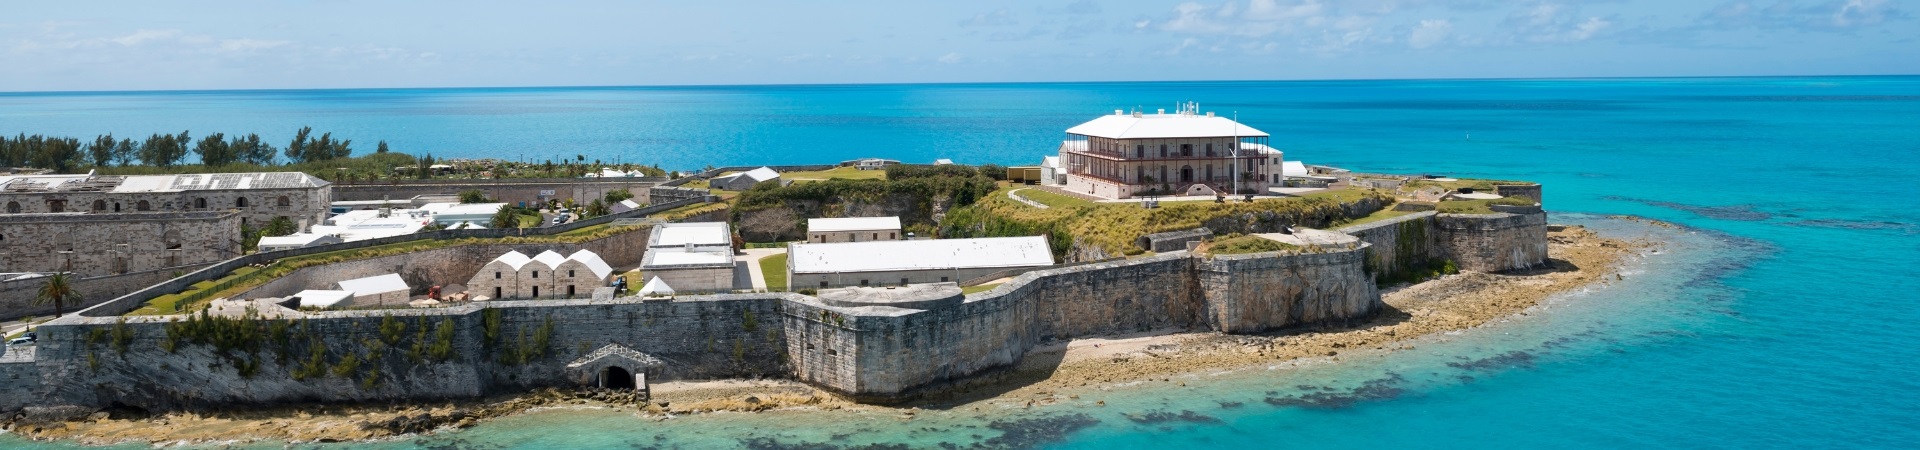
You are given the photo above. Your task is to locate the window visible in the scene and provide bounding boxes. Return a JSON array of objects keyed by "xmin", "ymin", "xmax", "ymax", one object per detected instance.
[
  {"xmin": 872, "ymin": 233, "xmax": 878, "ymax": 240},
  {"xmin": 1181, "ymin": 144, "xmax": 1192, "ymax": 156},
  {"xmin": 1137, "ymin": 145, "xmax": 1146, "ymax": 157},
  {"xmin": 112, "ymin": 202, "xmax": 120, "ymax": 212},
  {"xmin": 807, "ymin": 343, "xmax": 815, "ymax": 350},
  {"xmin": 194, "ymin": 198, "xmax": 207, "ymax": 209},
  {"xmin": 532, "ymin": 271, "xmax": 539, "ymax": 279},
  {"xmin": 92, "ymin": 200, "xmax": 106, "ymax": 211},
  {"xmin": 569, "ymin": 269, "xmax": 575, "ymax": 277},
  {"xmin": 1159, "ymin": 145, "xmax": 1168, "ymax": 157},
  {"xmin": 495, "ymin": 271, "xmax": 502, "ymax": 279},
  {"xmin": 5, "ymin": 201, "xmax": 17, "ymax": 213},
  {"xmin": 820, "ymin": 281, "xmax": 829, "ymax": 288},
  {"xmin": 1205, "ymin": 143, "xmax": 1214, "ymax": 156},
  {"xmin": 900, "ymin": 278, "xmax": 909, "ymax": 285},
  {"xmin": 889, "ymin": 232, "xmax": 896, "ymax": 239},
  {"xmin": 276, "ymin": 196, "xmax": 290, "ymax": 207},
  {"xmin": 136, "ymin": 200, "xmax": 150, "ymax": 211},
  {"xmin": 826, "ymin": 349, "xmax": 838, "ymax": 355},
  {"xmin": 47, "ymin": 200, "xmax": 65, "ymax": 212},
  {"xmin": 940, "ymin": 276, "xmax": 949, "ymax": 282},
  {"xmin": 860, "ymin": 279, "xmax": 869, "ymax": 287},
  {"xmin": 236, "ymin": 197, "xmax": 248, "ymax": 208}
]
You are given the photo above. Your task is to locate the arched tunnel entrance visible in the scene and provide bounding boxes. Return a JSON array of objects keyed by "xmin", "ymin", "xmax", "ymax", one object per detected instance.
[{"xmin": 603, "ymin": 366, "xmax": 636, "ymax": 390}]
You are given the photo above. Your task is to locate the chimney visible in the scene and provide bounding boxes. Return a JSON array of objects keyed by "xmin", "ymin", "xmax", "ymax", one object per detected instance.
[{"xmin": 1156, "ymin": 108, "xmax": 1165, "ymax": 115}]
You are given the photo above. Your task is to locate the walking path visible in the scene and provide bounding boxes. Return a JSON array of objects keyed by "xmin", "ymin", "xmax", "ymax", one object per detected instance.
[
  {"xmin": 1006, "ymin": 188, "xmax": 1049, "ymax": 209},
  {"xmin": 738, "ymin": 248, "xmax": 787, "ymax": 291}
]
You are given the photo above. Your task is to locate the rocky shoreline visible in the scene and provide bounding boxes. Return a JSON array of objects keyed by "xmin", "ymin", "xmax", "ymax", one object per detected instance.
[{"xmin": 3, "ymin": 223, "xmax": 1648, "ymax": 446}]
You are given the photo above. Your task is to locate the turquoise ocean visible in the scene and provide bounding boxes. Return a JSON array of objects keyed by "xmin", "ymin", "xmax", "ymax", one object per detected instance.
[{"xmin": 2, "ymin": 76, "xmax": 1917, "ymax": 448}]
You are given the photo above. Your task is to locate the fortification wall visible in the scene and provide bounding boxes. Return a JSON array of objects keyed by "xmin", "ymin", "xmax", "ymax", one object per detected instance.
[
  {"xmin": 1337, "ymin": 211, "xmax": 1440, "ymax": 283},
  {"xmin": 1196, "ymin": 245, "xmax": 1381, "ymax": 333},
  {"xmin": 334, "ymin": 178, "xmax": 659, "ymax": 207},
  {"xmin": 0, "ymin": 264, "xmax": 215, "ymax": 321},
  {"xmin": 11, "ymin": 295, "xmax": 785, "ymax": 411},
  {"xmin": 1435, "ymin": 212, "xmax": 1549, "ymax": 272},
  {"xmin": 1494, "ymin": 183, "xmax": 1543, "ymax": 203},
  {"xmin": 0, "ymin": 211, "xmax": 241, "ymax": 277}
]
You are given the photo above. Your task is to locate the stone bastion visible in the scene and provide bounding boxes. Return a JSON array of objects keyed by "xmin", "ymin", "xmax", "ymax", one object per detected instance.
[{"xmin": 0, "ymin": 210, "xmax": 1547, "ymax": 411}]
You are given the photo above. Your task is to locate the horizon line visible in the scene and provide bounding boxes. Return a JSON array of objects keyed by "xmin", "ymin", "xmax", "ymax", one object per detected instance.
[{"xmin": 3, "ymin": 73, "xmax": 1915, "ymax": 97}]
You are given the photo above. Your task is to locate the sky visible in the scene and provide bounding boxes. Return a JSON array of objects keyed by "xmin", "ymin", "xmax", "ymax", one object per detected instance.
[{"xmin": 2, "ymin": 0, "xmax": 1915, "ymax": 92}]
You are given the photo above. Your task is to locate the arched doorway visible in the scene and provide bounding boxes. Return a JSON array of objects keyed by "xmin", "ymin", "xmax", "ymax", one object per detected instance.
[
  {"xmin": 1180, "ymin": 165, "xmax": 1193, "ymax": 183},
  {"xmin": 603, "ymin": 366, "xmax": 636, "ymax": 390}
]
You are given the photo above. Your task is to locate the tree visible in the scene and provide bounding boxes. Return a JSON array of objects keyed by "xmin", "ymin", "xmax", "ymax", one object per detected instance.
[
  {"xmin": 232, "ymin": 133, "xmax": 277, "ymax": 166},
  {"xmin": 87, "ymin": 134, "xmax": 115, "ymax": 167},
  {"xmin": 458, "ymin": 190, "xmax": 489, "ymax": 204},
  {"xmin": 286, "ymin": 126, "xmax": 311, "ymax": 163},
  {"xmin": 377, "ymin": 140, "xmax": 390, "ymax": 153},
  {"xmin": 112, "ymin": 138, "xmax": 137, "ymax": 166},
  {"xmin": 32, "ymin": 136, "xmax": 83, "ymax": 173},
  {"xmin": 584, "ymin": 198, "xmax": 609, "ymax": 218},
  {"xmin": 603, "ymin": 189, "xmax": 634, "ymax": 204},
  {"xmin": 261, "ymin": 216, "xmax": 298, "ymax": 237},
  {"xmin": 140, "ymin": 131, "xmax": 190, "ymax": 167},
  {"xmin": 33, "ymin": 272, "xmax": 82, "ymax": 318},
  {"xmin": 194, "ymin": 132, "xmax": 234, "ymax": 166},
  {"xmin": 490, "ymin": 205, "xmax": 517, "ymax": 229}
]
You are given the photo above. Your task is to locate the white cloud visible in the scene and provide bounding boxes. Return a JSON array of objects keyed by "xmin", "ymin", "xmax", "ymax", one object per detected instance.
[
  {"xmin": 109, "ymin": 29, "xmax": 181, "ymax": 46},
  {"xmin": 217, "ymin": 38, "xmax": 289, "ymax": 52},
  {"xmin": 937, "ymin": 52, "xmax": 962, "ymax": 64},
  {"xmin": 960, "ymin": 9, "xmax": 1016, "ymax": 27},
  {"xmin": 1409, "ymin": 19, "xmax": 1453, "ymax": 48}
]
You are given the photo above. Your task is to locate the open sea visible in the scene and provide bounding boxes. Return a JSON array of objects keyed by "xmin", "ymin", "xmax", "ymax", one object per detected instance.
[{"xmin": 2, "ymin": 76, "xmax": 1918, "ymax": 448}]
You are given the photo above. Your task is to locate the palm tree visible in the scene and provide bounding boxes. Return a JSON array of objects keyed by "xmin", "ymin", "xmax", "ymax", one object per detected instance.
[{"xmin": 34, "ymin": 272, "xmax": 82, "ymax": 318}]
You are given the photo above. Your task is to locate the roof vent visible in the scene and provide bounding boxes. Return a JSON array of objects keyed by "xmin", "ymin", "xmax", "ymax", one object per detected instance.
[
  {"xmin": 1207, "ymin": 112, "xmax": 1214, "ymax": 117},
  {"xmin": 1114, "ymin": 109, "xmax": 1123, "ymax": 115},
  {"xmin": 1156, "ymin": 108, "xmax": 1165, "ymax": 115}
]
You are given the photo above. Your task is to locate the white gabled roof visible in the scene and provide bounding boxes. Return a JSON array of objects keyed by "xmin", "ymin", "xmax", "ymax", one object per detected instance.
[
  {"xmin": 1282, "ymin": 161, "xmax": 1309, "ymax": 177},
  {"xmin": 1042, "ymin": 156, "xmax": 1062, "ymax": 169},
  {"xmin": 934, "ymin": 159, "xmax": 954, "ymax": 165},
  {"xmin": 741, "ymin": 166, "xmax": 779, "ymax": 182},
  {"xmin": 567, "ymin": 249, "xmax": 615, "ymax": 280},
  {"xmin": 638, "ymin": 277, "xmax": 675, "ymax": 296},
  {"xmin": 292, "ymin": 290, "xmax": 355, "ymax": 309},
  {"xmin": 491, "ymin": 250, "xmax": 534, "ymax": 270},
  {"xmin": 532, "ymin": 250, "xmax": 568, "ymax": 270},
  {"xmin": 789, "ymin": 236, "xmax": 1053, "ymax": 274},
  {"xmin": 1066, "ymin": 112, "xmax": 1268, "ymax": 140},
  {"xmin": 808, "ymin": 216, "xmax": 903, "ymax": 233},
  {"xmin": 335, "ymin": 273, "xmax": 409, "ymax": 295}
]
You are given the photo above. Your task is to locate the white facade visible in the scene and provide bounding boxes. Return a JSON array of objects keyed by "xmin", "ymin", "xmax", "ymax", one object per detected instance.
[
  {"xmin": 788, "ymin": 236, "xmax": 1053, "ymax": 289},
  {"xmin": 1057, "ymin": 107, "xmax": 1284, "ymax": 199},
  {"xmin": 806, "ymin": 216, "xmax": 904, "ymax": 243}
]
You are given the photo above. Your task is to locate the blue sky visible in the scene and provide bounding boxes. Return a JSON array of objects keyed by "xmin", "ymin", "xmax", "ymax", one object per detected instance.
[{"xmin": 3, "ymin": 0, "xmax": 1914, "ymax": 91}]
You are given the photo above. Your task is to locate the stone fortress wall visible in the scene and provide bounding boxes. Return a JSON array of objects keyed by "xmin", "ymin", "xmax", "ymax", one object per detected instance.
[
  {"xmin": 0, "ymin": 195, "xmax": 1547, "ymax": 412},
  {"xmin": 0, "ymin": 211, "xmax": 242, "ymax": 277},
  {"xmin": 333, "ymin": 177, "xmax": 662, "ymax": 207}
]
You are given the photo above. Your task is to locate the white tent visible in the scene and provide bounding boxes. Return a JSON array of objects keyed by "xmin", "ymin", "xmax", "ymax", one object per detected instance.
[
  {"xmin": 638, "ymin": 276, "xmax": 675, "ymax": 297},
  {"xmin": 291, "ymin": 289, "xmax": 354, "ymax": 309}
]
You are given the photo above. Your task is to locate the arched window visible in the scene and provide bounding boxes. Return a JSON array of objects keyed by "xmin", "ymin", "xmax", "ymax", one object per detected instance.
[
  {"xmin": 194, "ymin": 197, "xmax": 207, "ymax": 209},
  {"xmin": 1180, "ymin": 165, "xmax": 1193, "ymax": 183},
  {"xmin": 276, "ymin": 196, "xmax": 290, "ymax": 207},
  {"xmin": 7, "ymin": 201, "xmax": 20, "ymax": 213},
  {"xmin": 92, "ymin": 200, "xmax": 107, "ymax": 211},
  {"xmin": 136, "ymin": 200, "xmax": 151, "ymax": 211},
  {"xmin": 236, "ymin": 197, "xmax": 248, "ymax": 208},
  {"xmin": 113, "ymin": 202, "xmax": 121, "ymax": 212}
]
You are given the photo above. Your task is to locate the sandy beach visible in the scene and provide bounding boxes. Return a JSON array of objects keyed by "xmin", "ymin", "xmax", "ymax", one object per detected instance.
[{"xmin": 6, "ymin": 223, "xmax": 1651, "ymax": 446}]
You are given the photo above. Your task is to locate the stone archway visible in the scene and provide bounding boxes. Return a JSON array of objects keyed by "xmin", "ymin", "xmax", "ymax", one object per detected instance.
[{"xmin": 604, "ymin": 366, "xmax": 636, "ymax": 390}]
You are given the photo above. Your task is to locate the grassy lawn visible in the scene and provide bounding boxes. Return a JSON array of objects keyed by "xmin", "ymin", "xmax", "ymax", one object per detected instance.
[
  {"xmin": 658, "ymin": 201, "xmax": 730, "ymax": 220},
  {"xmin": 515, "ymin": 213, "xmax": 543, "ymax": 228},
  {"xmin": 783, "ymin": 166, "xmax": 887, "ymax": 182},
  {"xmin": 127, "ymin": 266, "xmax": 261, "ymax": 315},
  {"xmin": 757, "ymin": 253, "xmax": 789, "ymax": 291},
  {"xmin": 619, "ymin": 269, "xmax": 648, "ymax": 290},
  {"xmin": 1337, "ymin": 207, "xmax": 1418, "ymax": 228},
  {"xmin": 1014, "ymin": 188, "xmax": 1096, "ymax": 208},
  {"xmin": 1201, "ymin": 235, "xmax": 1298, "ymax": 255},
  {"xmin": 1438, "ymin": 197, "xmax": 1534, "ymax": 214},
  {"xmin": 961, "ymin": 283, "xmax": 1002, "ymax": 294},
  {"xmin": 1403, "ymin": 178, "xmax": 1526, "ymax": 192}
]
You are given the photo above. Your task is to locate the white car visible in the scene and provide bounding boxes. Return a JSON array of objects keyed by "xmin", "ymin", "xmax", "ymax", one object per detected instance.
[{"xmin": 6, "ymin": 337, "xmax": 32, "ymax": 346}]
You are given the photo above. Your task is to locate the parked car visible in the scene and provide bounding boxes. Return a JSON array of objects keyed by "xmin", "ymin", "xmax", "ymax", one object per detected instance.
[{"xmin": 7, "ymin": 336, "xmax": 33, "ymax": 347}]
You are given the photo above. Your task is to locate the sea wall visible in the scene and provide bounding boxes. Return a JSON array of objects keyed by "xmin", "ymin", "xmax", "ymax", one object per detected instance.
[
  {"xmin": 1435, "ymin": 212, "xmax": 1549, "ymax": 272},
  {"xmin": 6, "ymin": 295, "xmax": 786, "ymax": 412},
  {"xmin": 1196, "ymin": 244, "xmax": 1382, "ymax": 333},
  {"xmin": 1337, "ymin": 211, "xmax": 1440, "ymax": 283}
]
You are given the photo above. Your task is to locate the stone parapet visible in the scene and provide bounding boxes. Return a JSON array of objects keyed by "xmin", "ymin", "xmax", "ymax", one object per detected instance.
[{"xmin": 1434, "ymin": 212, "xmax": 1549, "ymax": 272}]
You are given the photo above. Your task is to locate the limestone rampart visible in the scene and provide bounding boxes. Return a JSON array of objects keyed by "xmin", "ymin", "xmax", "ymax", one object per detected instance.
[
  {"xmin": 1196, "ymin": 245, "xmax": 1381, "ymax": 333},
  {"xmin": 1435, "ymin": 212, "xmax": 1549, "ymax": 272},
  {"xmin": 0, "ymin": 264, "xmax": 215, "ymax": 321},
  {"xmin": 1338, "ymin": 211, "xmax": 1440, "ymax": 283}
]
